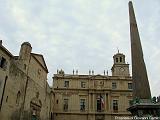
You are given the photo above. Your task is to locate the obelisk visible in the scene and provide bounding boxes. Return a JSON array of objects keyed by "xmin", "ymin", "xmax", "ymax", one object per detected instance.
[
  {"xmin": 129, "ymin": 1, "xmax": 151, "ymax": 99},
  {"xmin": 128, "ymin": 2, "xmax": 160, "ymax": 117}
]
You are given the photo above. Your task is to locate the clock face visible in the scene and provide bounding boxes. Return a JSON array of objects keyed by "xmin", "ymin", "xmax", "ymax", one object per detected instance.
[{"xmin": 120, "ymin": 67, "xmax": 125, "ymax": 72}]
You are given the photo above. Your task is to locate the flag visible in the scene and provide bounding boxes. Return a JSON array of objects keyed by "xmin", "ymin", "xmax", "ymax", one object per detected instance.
[{"xmin": 100, "ymin": 95, "xmax": 104, "ymax": 109}]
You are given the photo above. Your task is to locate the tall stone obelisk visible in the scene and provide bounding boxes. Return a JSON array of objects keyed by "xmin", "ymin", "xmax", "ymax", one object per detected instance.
[
  {"xmin": 129, "ymin": 1, "xmax": 151, "ymax": 99},
  {"xmin": 128, "ymin": 1, "xmax": 160, "ymax": 117}
]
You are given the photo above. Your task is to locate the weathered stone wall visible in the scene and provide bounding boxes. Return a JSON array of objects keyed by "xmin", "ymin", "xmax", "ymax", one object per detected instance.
[
  {"xmin": 0, "ymin": 45, "xmax": 12, "ymax": 120},
  {"xmin": 0, "ymin": 43, "xmax": 52, "ymax": 120}
]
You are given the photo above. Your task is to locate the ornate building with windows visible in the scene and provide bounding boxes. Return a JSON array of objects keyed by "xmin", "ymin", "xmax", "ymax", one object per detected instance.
[
  {"xmin": 0, "ymin": 41, "xmax": 133, "ymax": 120},
  {"xmin": 52, "ymin": 52, "xmax": 133, "ymax": 120}
]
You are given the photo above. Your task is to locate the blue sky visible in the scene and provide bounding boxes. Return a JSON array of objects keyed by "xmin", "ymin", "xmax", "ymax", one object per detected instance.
[{"xmin": 0, "ymin": 0, "xmax": 160, "ymax": 96}]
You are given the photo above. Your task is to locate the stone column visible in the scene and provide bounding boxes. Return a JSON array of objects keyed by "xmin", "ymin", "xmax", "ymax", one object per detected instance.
[
  {"xmin": 104, "ymin": 94, "xmax": 107, "ymax": 111},
  {"xmin": 108, "ymin": 93, "xmax": 111, "ymax": 112},
  {"xmin": 93, "ymin": 94, "xmax": 95, "ymax": 112},
  {"xmin": 88, "ymin": 93, "xmax": 91, "ymax": 112}
]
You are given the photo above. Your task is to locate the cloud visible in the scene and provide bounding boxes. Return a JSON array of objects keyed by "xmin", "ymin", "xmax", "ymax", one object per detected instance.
[{"xmin": 0, "ymin": 0, "xmax": 159, "ymax": 96}]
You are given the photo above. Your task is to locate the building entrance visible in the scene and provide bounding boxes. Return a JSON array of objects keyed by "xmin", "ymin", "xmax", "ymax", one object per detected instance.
[{"xmin": 97, "ymin": 99, "xmax": 101, "ymax": 111}]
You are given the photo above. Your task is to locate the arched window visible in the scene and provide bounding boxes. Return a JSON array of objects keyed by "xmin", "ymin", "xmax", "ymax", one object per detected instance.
[
  {"xmin": 50, "ymin": 112, "xmax": 53, "ymax": 120},
  {"xmin": 120, "ymin": 57, "xmax": 122, "ymax": 62},
  {"xmin": 6, "ymin": 96, "xmax": 8, "ymax": 102},
  {"xmin": 16, "ymin": 91, "xmax": 21, "ymax": 105},
  {"xmin": 116, "ymin": 58, "xmax": 118, "ymax": 63}
]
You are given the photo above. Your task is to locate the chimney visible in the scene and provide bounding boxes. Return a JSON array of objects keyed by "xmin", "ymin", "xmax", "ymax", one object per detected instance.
[{"xmin": 0, "ymin": 40, "xmax": 2, "ymax": 45}]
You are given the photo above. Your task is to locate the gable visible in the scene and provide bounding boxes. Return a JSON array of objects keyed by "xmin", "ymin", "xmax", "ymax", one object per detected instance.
[{"xmin": 31, "ymin": 53, "xmax": 48, "ymax": 72}]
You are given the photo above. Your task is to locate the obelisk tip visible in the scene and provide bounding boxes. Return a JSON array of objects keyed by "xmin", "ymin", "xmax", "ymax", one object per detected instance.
[{"xmin": 129, "ymin": 1, "xmax": 132, "ymax": 5}]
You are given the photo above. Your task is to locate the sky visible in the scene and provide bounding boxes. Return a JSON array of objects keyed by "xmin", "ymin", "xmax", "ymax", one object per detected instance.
[{"xmin": 0, "ymin": 0, "xmax": 159, "ymax": 97}]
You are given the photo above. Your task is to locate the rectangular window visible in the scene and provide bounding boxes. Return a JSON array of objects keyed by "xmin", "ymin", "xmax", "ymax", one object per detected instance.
[
  {"xmin": 112, "ymin": 82, "xmax": 117, "ymax": 89},
  {"xmin": 113, "ymin": 100, "xmax": 118, "ymax": 112},
  {"xmin": 64, "ymin": 81, "xmax": 69, "ymax": 88},
  {"xmin": 80, "ymin": 99, "xmax": 85, "ymax": 111},
  {"xmin": 128, "ymin": 83, "xmax": 132, "ymax": 89},
  {"xmin": 97, "ymin": 99, "xmax": 101, "ymax": 111},
  {"xmin": 81, "ymin": 81, "xmax": 86, "ymax": 88},
  {"xmin": 0, "ymin": 57, "xmax": 7, "ymax": 69},
  {"xmin": 63, "ymin": 99, "xmax": 68, "ymax": 111}
]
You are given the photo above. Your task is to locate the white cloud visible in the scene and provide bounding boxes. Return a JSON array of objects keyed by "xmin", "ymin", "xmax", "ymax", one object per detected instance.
[{"xmin": 0, "ymin": 0, "xmax": 159, "ymax": 96}]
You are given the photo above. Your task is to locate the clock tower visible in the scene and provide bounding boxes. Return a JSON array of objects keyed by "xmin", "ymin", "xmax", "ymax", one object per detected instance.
[{"xmin": 111, "ymin": 52, "xmax": 130, "ymax": 76}]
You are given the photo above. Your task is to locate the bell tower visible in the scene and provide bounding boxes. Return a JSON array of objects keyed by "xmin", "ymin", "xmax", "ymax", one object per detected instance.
[
  {"xmin": 18, "ymin": 42, "xmax": 32, "ymax": 71},
  {"xmin": 19, "ymin": 42, "xmax": 32, "ymax": 61},
  {"xmin": 111, "ymin": 52, "xmax": 130, "ymax": 76}
]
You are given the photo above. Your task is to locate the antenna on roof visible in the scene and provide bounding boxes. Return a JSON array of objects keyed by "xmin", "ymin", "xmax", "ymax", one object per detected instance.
[{"xmin": 117, "ymin": 47, "xmax": 119, "ymax": 53}]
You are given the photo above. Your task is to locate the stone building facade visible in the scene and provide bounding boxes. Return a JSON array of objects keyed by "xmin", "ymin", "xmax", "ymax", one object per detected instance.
[
  {"xmin": 0, "ymin": 41, "xmax": 133, "ymax": 120},
  {"xmin": 0, "ymin": 41, "xmax": 53, "ymax": 120},
  {"xmin": 52, "ymin": 52, "xmax": 133, "ymax": 120}
]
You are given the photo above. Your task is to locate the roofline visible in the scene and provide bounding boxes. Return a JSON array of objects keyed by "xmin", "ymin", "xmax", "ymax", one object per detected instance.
[
  {"xmin": 31, "ymin": 53, "xmax": 48, "ymax": 72},
  {"xmin": 53, "ymin": 74, "xmax": 132, "ymax": 80},
  {"xmin": 0, "ymin": 44, "xmax": 13, "ymax": 57},
  {"xmin": 31, "ymin": 53, "xmax": 49, "ymax": 73}
]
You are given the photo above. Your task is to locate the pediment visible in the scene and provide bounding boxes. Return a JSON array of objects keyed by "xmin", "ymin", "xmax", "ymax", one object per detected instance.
[{"xmin": 90, "ymin": 74, "xmax": 107, "ymax": 79}]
